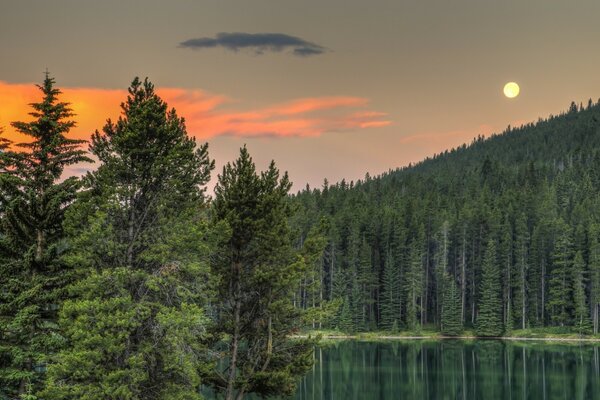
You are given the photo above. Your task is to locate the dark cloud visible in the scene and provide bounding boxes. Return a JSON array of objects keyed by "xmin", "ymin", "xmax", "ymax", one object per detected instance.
[{"xmin": 179, "ymin": 32, "xmax": 327, "ymax": 57}]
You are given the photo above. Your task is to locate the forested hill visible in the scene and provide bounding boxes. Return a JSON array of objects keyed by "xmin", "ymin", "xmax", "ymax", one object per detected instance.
[{"xmin": 291, "ymin": 100, "xmax": 600, "ymax": 336}]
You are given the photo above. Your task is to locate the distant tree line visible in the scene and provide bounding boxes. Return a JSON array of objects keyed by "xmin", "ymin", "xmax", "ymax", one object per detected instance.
[{"xmin": 291, "ymin": 99, "xmax": 600, "ymax": 337}]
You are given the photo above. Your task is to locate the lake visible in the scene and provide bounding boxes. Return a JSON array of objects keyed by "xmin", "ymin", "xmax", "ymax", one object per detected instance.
[{"xmin": 290, "ymin": 339, "xmax": 600, "ymax": 400}]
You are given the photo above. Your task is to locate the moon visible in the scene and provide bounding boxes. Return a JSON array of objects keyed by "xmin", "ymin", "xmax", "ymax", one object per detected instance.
[{"xmin": 503, "ymin": 82, "xmax": 520, "ymax": 98}]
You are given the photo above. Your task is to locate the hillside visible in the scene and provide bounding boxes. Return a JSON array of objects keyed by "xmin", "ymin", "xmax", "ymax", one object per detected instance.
[{"xmin": 291, "ymin": 100, "xmax": 600, "ymax": 336}]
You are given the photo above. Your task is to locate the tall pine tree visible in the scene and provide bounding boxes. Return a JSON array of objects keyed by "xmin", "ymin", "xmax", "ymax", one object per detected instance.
[
  {"xmin": 207, "ymin": 147, "xmax": 315, "ymax": 400},
  {"xmin": 589, "ymin": 223, "xmax": 600, "ymax": 334},
  {"xmin": 0, "ymin": 74, "xmax": 90, "ymax": 398},
  {"xmin": 548, "ymin": 220, "xmax": 573, "ymax": 326},
  {"xmin": 380, "ymin": 252, "xmax": 401, "ymax": 331},
  {"xmin": 572, "ymin": 251, "xmax": 592, "ymax": 334},
  {"xmin": 43, "ymin": 77, "xmax": 214, "ymax": 399},
  {"xmin": 441, "ymin": 273, "xmax": 463, "ymax": 336},
  {"xmin": 475, "ymin": 240, "xmax": 504, "ymax": 337}
]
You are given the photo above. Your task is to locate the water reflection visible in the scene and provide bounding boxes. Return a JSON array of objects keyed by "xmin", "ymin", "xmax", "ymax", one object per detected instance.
[{"xmin": 291, "ymin": 340, "xmax": 600, "ymax": 400}]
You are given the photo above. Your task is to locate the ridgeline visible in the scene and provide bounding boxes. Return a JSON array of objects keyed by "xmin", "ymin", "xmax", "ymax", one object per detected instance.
[{"xmin": 292, "ymin": 100, "xmax": 600, "ymax": 337}]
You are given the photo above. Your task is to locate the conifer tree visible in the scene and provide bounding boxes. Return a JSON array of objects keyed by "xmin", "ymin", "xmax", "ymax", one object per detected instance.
[
  {"xmin": 43, "ymin": 77, "xmax": 214, "ymax": 399},
  {"xmin": 356, "ymin": 236, "xmax": 376, "ymax": 330},
  {"xmin": 475, "ymin": 240, "xmax": 504, "ymax": 337},
  {"xmin": 336, "ymin": 297, "xmax": 354, "ymax": 332},
  {"xmin": 590, "ymin": 223, "xmax": 600, "ymax": 334},
  {"xmin": 441, "ymin": 274, "xmax": 463, "ymax": 336},
  {"xmin": 405, "ymin": 225, "xmax": 424, "ymax": 330},
  {"xmin": 499, "ymin": 221, "xmax": 513, "ymax": 333},
  {"xmin": 513, "ymin": 214, "xmax": 529, "ymax": 329},
  {"xmin": 433, "ymin": 220, "xmax": 450, "ymax": 329},
  {"xmin": 207, "ymin": 147, "xmax": 315, "ymax": 400},
  {"xmin": 572, "ymin": 251, "xmax": 592, "ymax": 334},
  {"xmin": 548, "ymin": 221, "xmax": 573, "ymax": 326},
  {"xmin": 0, "ymin": 75, "xmax": 90, "ymax": 398},
  {"xmin": 380, "ymin": 252, "xmax": 401, "ymax": 330}
]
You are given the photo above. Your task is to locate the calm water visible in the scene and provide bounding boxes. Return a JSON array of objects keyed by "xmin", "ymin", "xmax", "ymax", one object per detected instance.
[{"xmin": 290, "ymin": 340, "xmax": 600, "ymax": 400}]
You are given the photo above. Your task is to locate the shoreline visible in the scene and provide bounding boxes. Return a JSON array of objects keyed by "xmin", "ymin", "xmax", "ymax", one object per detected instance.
[{"xmin": 293, "ymin": 334, "xmax": 600, "ymax": 342}]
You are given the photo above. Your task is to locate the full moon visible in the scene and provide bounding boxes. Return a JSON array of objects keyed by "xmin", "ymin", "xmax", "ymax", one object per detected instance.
[{"xmin": 503, "ymin": 82, "xmax": 520, "ymax": 98}]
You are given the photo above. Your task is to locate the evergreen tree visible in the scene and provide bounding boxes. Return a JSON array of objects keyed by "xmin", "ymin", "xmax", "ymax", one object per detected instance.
[
  {"xmin": 590, "ymin": 223, "xmax": 600, "ymax": 334},
  {"xmin": 548, "ymin": 221, "xmax": 573, "ymax": 326},
  {"xmin": 499, "ymin": 220, "xmax": 513, "ymax": 333},
  {"xmin": 380, "ymin": 252, "xmax": 401, "ymax": 330},
  {"xmin": 432, "ymin": 220, "xmax": 450, "ymax": 328},
  {"xmin": 207, "ymin": 147, "xmax": 315, "ymax": 400},
  {"xmin": 43, "ymin": 77, "xmax": 214, "ymax": 399},
  {"xmin": 441, "ymin": 274, "xmax": 463, "ymax": 336},
  {"xmin": 513, "ymin": 214, "xmax": 529, "ymax": 329},
  {"xmin": 356, "ymin": 236, "xmax": 376, "ymax": 330},
  {"xmin": 0, "ymin": 75, "xmax": 90, "ymax": 398},
  {"xmin": 475, "ymin": 240, "xmax": 504, "ymax": 337},
  {"xmin": 405, "ymin": 225, "xmax": 424, "ymax": 330},
  {"xmin": 336, "ymin": 296, "xmax": 354, "ymax": 332},
  {"xmin": 572, "ymin": 251, "xmax": 592, "ymax": 334}
]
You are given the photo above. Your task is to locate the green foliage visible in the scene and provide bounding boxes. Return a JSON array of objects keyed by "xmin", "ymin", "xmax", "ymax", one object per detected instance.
[
  {"xmin": 0, "ymin": 74, "xmax": 90, "ymax": 398},
  {"xmin": 207, "ymin": 147, "xmax": 315, "ymax": 400},
  {"xmin": 291, "ymin": 101, "xmax": 600, "ymax": 337},
  {"xmin": 589, "ymin": 224, "xmax": 600, "ymax": 334},
  {"xmin": 548, "ymin": 221, "xmax": 573, "ymax": 326},
  {"xmin": 572, "ymin": 251, "xmax": 592, "ymax": 334},
  {"xmin": 380, "ymin": 253, "xmax": 401, "ymax": 331},
  {"xmin": 475, "ymin": 241, "xmax": 504, "ymax": 337},
  {"xmin": 43, "ymin": 78, "xmax": 214, "ymax": 399},
  {"xmin": 441, "ymin": 274, "xmax": 463, "ymax": 336}
]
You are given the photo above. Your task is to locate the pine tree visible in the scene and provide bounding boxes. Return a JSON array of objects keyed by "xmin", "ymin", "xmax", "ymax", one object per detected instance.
[
  {"xmin": 441, "ymin": 274, "xmax": 463, "ymax": 336},
  {"xmin": 433, "ymin": 220, "xmax": 450, "ymax": 329},
  {"xmin": 0, "ymin": 74, "xmax": 90, "ymax": 398},
  {"xmin": 356, "ymin": 236, "xmax": 376, "ymax": 330},
  {"xmin": 405, "ymin": 225, "xmax": 424, "ymax": 330},
  {"xmin": 513, "ymin": 214, "xmax": 529, "ymax": 329},
  {"xmin": 499, "ymin": 220, "xmax": 514, "ymax": 333},
  {"xmin": 380, "ymin": 252, "xmax": 401, "ymax": 330},
  {"xmin": 475, "ymin": 240, "xmax": 504, "ymax": 337},
  {"xmin": 208, "ymin": 147, "xmax": 315, "ymax": 400},
  {"xmin": 572, "ymin": 251, "xmax": 592, "ymax": 334},
  {"xmin": 590, "ymin": 223, "xmax": 600, "ymax": 334},
  {"xmin": 548, "ymin": 220, "xmax": 573, "ymax": 326},
  {"xmin": 43, "ymin": 77, "xmax": 214, "ymax": 399},
  {"xmin": 337, "ymin": 296, "xmax": 354, "ymax": 332}
]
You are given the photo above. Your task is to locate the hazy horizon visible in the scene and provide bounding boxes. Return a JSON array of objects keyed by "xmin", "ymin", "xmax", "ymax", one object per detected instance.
[{"xmin": 3, "ymin": 0, "xmax": 600, "ymax": 190}]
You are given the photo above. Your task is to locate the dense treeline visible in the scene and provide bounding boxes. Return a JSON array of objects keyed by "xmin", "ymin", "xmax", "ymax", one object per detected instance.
[
  {"xmin": 0, "ymin": 75, "xmax": 316, "ymax": 400},
  {"xmin": 292, "ymin": 100, "xmax": 600, "ymax": 336}
]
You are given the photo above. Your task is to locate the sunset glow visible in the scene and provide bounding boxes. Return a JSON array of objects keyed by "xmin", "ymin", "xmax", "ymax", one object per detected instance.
[{"xmin": 0, "ymin": 81, "xmax": 390, "ymax": 145}]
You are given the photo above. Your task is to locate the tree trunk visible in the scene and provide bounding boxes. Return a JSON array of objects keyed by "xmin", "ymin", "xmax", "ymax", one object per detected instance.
[
  {"xmin": 126, "ymin": 200, "xmax": 135, "ymax": 268},
  {"xmin": 35, "ymin": 229, "xmax": 44, "ymax": 263}
]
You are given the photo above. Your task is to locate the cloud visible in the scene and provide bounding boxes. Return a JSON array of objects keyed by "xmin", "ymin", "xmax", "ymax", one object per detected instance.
[
  {"xmin": 0, "ymin": 81, "xmax": 389, "ymax": 144},
  {"xmin": 179, "ymin": 32, "xmax": 328, "ymax": 56}
]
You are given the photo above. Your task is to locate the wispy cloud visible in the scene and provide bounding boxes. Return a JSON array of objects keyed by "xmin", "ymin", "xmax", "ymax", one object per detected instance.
[
  {"xmin": 179, "ymin": 32, "xmax": 328, "ymax": 56},
  {"xmin": 181, "ymin": 96, "xmax": 390, "ymax": 138},
  {"xmin": 0, "ymin": 81, "xmax": 389, "ymax": 142}
]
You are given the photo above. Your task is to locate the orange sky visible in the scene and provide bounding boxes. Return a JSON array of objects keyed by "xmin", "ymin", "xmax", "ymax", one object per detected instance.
[
  {"xmin": 0, "ymin": 81, "xmax": 391, "ymax": 144},
  {"xmin": 3, "ymin": 1, "xmax": 600, "ymax": 190}
]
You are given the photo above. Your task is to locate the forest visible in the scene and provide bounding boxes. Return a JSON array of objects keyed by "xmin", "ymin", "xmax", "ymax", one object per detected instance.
[
  {"xmin": 2, "ymin": 74, "xmax": 600, "ymax": 399},
  {"xmin": 291, "ymin": 99, "xmax": 600, "ymax": 337}
]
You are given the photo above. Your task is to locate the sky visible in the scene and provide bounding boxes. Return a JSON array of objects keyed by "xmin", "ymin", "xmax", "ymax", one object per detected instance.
[{"xmin": 2, "ymin": 0, "xmax": 600, "ymax": 192}]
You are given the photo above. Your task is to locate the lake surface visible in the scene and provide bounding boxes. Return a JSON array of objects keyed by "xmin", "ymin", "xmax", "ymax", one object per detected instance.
[{"xmin": 290, "ymin": 340, "xmax": 600, "ymax": 400}]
